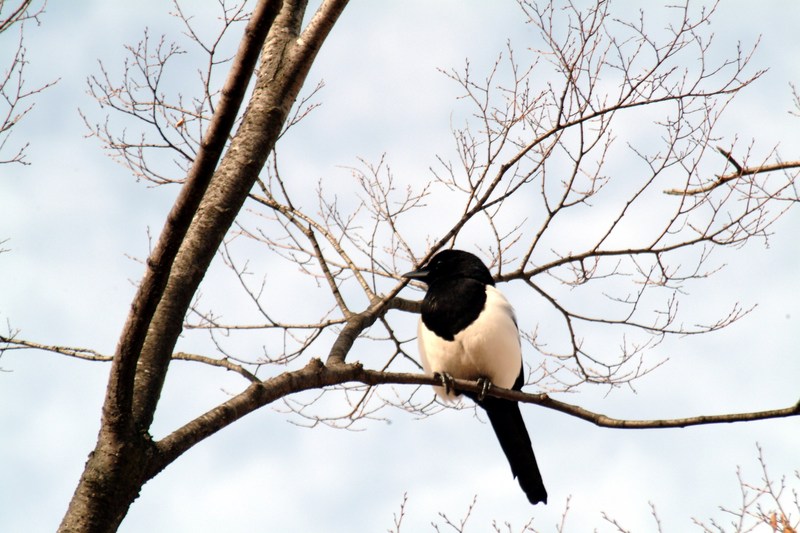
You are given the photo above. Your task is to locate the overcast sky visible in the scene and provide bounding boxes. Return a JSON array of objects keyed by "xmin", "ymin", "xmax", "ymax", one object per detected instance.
[{"xmin": 1, "ymin": 1, "xmax": 799, "ymax": 532}]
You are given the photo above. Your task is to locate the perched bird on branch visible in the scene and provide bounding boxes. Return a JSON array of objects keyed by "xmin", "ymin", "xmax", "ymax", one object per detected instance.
[{"xmin": 404, "ymin": 249, "xmax": 547, "ymax": 505}]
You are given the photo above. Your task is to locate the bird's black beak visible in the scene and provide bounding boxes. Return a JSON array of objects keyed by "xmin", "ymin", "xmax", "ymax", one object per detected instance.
[{"xmin": 402, "ymin": 267, "xmax": 429, "ymax": 282}]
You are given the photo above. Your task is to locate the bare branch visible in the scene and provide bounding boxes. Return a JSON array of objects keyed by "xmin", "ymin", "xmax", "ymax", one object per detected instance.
[
  {"xmin": 0, "ymin": 0, "xmax": 38, "ymax": 34},
  {"xmin": 0, "ymin": 0, "xmax": 56, "ymax": 164},
  {"xmin": 104, "ymin": 0, "xmax": 282, "ymax": 433},
  {"xmin": 665, "ymin": 149, "xmax": 800, "ymax": 196},
  {"xmin": 0, "ymin": 335, "xmax": 112, "ymax": 361},
  {"xmin": 172, "ymin": 351, "xmax": 259, "ymax": 382},
  {"xmin": 693, "ymin": 445, "xmax": 800, "ymax": 532}
]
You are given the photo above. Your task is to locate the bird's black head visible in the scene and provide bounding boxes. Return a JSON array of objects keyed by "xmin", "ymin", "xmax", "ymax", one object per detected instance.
[{"xmin": 403, "ymin": 249, "xmax": 495, "ymax": 287}]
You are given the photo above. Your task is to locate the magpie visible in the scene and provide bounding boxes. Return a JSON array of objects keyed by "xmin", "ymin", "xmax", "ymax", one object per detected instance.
[{"xmin": 403, "ymin": 249, "xmax": 547, "ymax": 505}]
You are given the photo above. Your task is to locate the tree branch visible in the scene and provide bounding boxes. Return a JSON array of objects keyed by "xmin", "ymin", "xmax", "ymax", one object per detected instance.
[
  {"xmin": 105, "ymin": 0, "xmax": 282, "ymax": 433},
  {"xmin": 8, "ymin": 328, "xmax": 793, "ymax": 432},
  {"xmin": 665, "ymin": 148, "xmax": 800, "ymax": 196},
  {"xmin": 0, "ymin": 335, "xmax": 111, "ymax": 361},
  {"xmin": 151, "ymin": 358, "xmax": 800, "ymax": 477}
]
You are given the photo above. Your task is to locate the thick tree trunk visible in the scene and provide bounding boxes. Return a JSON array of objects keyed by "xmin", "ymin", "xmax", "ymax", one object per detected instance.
[
  {"xmin": 57, "ymin": 1, "xmax": 348, "ymax": 531},
  {"xmin": 58, "ymin": 428, "xmax": 155, "ymax": 533}
]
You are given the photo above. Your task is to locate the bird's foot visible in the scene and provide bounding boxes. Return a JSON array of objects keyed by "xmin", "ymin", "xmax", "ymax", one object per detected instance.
[
  {"xmin": 476, "ymin": 377, "xmax": 492, "ymax": 401},
  {"xmin": 434, "ymin": 372, "xmax": 456, "ymax": 395}
]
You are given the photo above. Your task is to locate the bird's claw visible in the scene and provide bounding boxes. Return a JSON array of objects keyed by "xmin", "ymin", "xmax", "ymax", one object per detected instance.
[
  {"xmin": 476, "ymin": 377, "xmax": 492, "ymax": 401},
  {"xmin": 434, "ymin": 372, "xmax": 456, "ymax": 395}
]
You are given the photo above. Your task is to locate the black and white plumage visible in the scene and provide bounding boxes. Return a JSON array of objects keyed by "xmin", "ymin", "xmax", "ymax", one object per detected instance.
[{"xmin": 403, "ymin": 249, "xmax": 547, "ymax": 505}]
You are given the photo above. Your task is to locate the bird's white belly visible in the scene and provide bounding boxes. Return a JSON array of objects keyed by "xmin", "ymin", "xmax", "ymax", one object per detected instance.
[{"xmin": 418, "ymin": 286, "xmax": 521, "ymax": 400}]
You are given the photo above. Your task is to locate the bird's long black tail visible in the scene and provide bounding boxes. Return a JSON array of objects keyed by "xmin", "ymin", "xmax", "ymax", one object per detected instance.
[{"xmin": 473, "ymin": 394, "xmax": 547, "ymax": 505}]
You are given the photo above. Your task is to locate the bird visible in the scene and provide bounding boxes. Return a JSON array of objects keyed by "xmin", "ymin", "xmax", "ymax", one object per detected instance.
[{"xmin": 403, "ymin": 249, "xmax": 547, "ymax": 505}]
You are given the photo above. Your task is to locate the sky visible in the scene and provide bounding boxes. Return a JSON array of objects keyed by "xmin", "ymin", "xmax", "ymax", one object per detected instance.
[{"xmin": 1, "ymin": 1, "xmax": 799, "ymax": 532}]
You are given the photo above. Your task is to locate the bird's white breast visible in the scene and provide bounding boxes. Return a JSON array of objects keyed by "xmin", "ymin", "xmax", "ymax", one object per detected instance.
[{"xmin": 418, "ymin": 285, "xmax": 522, "ymax": 400}]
